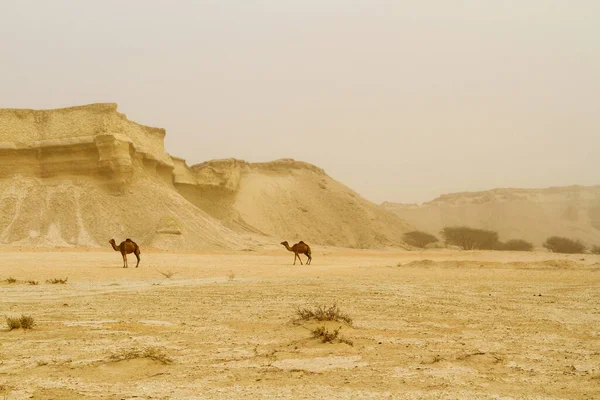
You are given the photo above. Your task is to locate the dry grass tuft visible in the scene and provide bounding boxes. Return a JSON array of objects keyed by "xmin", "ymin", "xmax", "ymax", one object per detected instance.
[
  {"xmin": 27, "ymin": 280, "xmax": 39, "ymax": 285},
  {"xmin": 109, "ymin": 347, "xmax": 173, "ymax": 365},
  {"xmin": 228, "ymin": 271, "xmax": 235, "ymax": 281},
  {"xmin": 157, "ymin": 270, "xmax": 177, "ymax": 279},
  {"xmin": 5, "ymin": 315, "xmax": 36, "ymax": 330},
  {"xmin": 5, "ymin": 277, "xmax": 17, "ymax": 284},
  {"xmin": 20, "ymin": 315, "xmax": 36, "ymax": 329},
  {"xmin": 6, "ymin": 316, "xmax": 21, "ymax": 330},
  {"xmin": 295, "ymin": 303, "xmax": 353, "ymax": 325},
  {"xmin": 311, "ymin": 325, "xmax": 353, "ymax": 346},
  {"xmin": 46, "ymin": 277, "xmax": 68, "ymax": 284}
]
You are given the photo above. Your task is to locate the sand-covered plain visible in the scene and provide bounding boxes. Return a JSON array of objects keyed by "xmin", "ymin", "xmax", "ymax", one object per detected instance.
[{"xmin": 1, "ymin": 248, "xmax": 599, "ymax": 399}]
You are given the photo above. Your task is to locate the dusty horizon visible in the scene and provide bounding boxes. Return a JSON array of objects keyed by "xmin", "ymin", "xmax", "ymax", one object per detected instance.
[{"xmin": 1, "ymin": 1, "xmax": 598, "ymax": 203}]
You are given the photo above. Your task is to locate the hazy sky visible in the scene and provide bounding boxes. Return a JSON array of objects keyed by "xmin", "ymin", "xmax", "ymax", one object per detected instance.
[{"xmin": 1, "ymin": 1, "xmax": 598, "ymax": 203}]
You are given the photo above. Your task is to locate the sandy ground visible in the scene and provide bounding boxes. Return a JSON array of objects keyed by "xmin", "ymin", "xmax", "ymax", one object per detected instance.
[{"xmin": 1, "ymin": 248, "xmax": 599, "ymax": 399}]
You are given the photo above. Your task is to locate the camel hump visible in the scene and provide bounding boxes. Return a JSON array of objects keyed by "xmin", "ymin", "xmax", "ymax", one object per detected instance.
[
  {"xmin": 126, "ymin": 238, "xmax": 133, "ymax": 242},
  {"xmin": 299, "ymin": 241, "xmax": 305, "ymax": 244}
]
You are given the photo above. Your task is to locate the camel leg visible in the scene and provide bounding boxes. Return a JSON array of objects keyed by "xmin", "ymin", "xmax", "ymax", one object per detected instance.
[
  {"xmin": 123, "ymin": 253, "xmax": 127, "ymax": 268},
  {"xmin": 135, "ymin": 250, "xmax": 140, "ymax": 268},
  {"xmin": 293, "ymin": 253, "xmax": 297, "ymax": 265},
  {"xmin": 297, "ymin": 252, "xmax": 303, "ymax": 265},
  {"xmin": 306, "ymin": 253, "xmax": 311, "ymax": 265}
]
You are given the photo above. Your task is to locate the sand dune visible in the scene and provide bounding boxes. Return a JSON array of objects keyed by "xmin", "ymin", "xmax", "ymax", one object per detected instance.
[{"xmin": 383, "ymin": 186, "xmax": 600, "ymax": 247}]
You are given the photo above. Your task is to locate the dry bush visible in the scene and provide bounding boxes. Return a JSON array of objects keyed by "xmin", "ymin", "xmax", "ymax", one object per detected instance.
[
  {"xmin": 543, "ymin": 236, "xmax": 586, "ymax": 254},
  {"xmin": 590, "ymin": 245, "xmax": 600, "ymax": 255},
  {"xmin": 311, "ymin": 326, "xmax": 353, "ymax": 346},
  {"xmin": 228, "ymin": 271, "xmax": 235, "ymax": 281},
  {"xmin": 497, "ymin": 239, "xmax": 534, "ymax": 251},
  {"xmin": 46, "ymin": 277, "xmax": 68, "ymax": 284},
  {"xmin": 5, "ymin": 277, "xmax": 17, "ymax": 284},
  {"xmin": 157, "ymin": 270, "xmax": 177, "ymax": 279},
  {"xmin": 109, "ymin": 347, "xmax": 173, "ymax": 365},
  {"xmin": 295, "ymin": 303, "xmax": 353, "ymax": 325},
  {"xmin": 5, "ymin": 315, "xmax": 35, "ymax": 330},
  {"xmin": 6, "ymin": 316, "xmax": 21, "ymax": 330},
  {"xmin": 402, "ymin": 231, "xmax": 438, "ymax": 248},
  {"xmin": 19, "ymin": 315, "xmax": 36, "ymax": 329},
  {"xmin": 27, "ymin": 280, "xmax": 39, "ymax": 285}
]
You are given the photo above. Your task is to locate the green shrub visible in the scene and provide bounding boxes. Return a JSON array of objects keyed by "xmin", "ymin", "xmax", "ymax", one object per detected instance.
[
  {"xmin": 543, "ymin": 236, "xmax": 586, "ymax": 254},
  {"xmin": 402, "ymin": 231, "xmax": 438, "ymax": 248},
  {"xmin": 441, "ymin": 227, "xmax": 499, "ymax": 250}
]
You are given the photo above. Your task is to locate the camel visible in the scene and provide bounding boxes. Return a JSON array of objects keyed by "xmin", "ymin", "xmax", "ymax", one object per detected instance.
[
  {"xmin": 109, "ymin": 238, "xmax": 141, "ymax": 268},
  {"xmin": 280, "ymin": 241, "xmax": 312, "ymax": 265}
]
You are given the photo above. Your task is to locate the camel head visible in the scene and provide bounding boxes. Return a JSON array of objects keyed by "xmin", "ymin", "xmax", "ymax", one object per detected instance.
[
  {"xmin": 280, "ymin": 241, "xmax": 288, "ymax": 246},
  {"xmin": 109, "ymin": 239, "xmax": 116, "ymax": 245}
]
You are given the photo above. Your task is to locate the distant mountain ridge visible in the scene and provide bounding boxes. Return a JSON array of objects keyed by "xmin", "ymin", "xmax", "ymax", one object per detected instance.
[{"xmin": 383, "ymin": 185, "xmax": 600, "ymax": 247}]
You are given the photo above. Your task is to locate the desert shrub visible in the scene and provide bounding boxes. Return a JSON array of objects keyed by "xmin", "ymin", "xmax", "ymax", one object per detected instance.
[
  {"xmin": 6, "ymin": 316, "xmax": 21, "ymax": 330},
  {"xmin": 543, "ymin": 236, "xmax": 586, "ymax": 254},
  {"xmin": 5, "ymin": 277, "xmax": 17, "ymax": 284},
  {"xmin": 590, "ymin": 245, "xmax": 600, "ymax": 255},
  {"xmin": 19, "ymin": 315, "xmax": 36, "ymax": 329},
  {"xmin": 498, "ymin": 239, "xmax": 534, "ymax": 251},
  {"xmin": 109, "ymin": 347, "xmax": 173, "ymax": 365},
  {"xmin": 295, "ymin": 304, "xmax": 353, "ymax": 325},
  {"xmin": 441, "ymin": 227, "xmax": 499, "ymax": 250},
  {"xmin": 27, "ymin": 280, "xmax": 39, "ymax": 285},
  {"xmin": 46, "ymin": 277, "xmax": 68, "ymax": 284},
  {"xmin": 402, "ymin": 231, "xmax": 438, "ymax": 248},
  {"xmin": 311, "ymin": 326, "xmax": 353, "ymax": 346},
  {"xmin": 5, "ymin": 315, "xmax": 35, "ymax": 330}
]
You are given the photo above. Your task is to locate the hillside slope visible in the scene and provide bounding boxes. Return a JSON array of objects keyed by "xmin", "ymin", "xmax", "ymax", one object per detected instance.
[
  {"xmin": 0, "ymin": 103, "xmax": 412, "ymax": 250},
  {"xmin": 383, "ymin": 186, "xmax": 600, "ymax": 247},
  {"xmin": 174, "ymin": 158, "xmax": 413, "ymax": 248}
]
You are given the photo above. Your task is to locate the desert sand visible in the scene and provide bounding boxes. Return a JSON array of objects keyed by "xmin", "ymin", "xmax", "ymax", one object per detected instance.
[{"xmin": 1, "ymin": 248, "xmax": 599, "ymax": 399}]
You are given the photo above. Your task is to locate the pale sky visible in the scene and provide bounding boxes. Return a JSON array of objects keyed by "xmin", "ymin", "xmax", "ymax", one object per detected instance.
[{"xmin": 1, "ymin": 1, "xmax": 598, "ymax": 203}]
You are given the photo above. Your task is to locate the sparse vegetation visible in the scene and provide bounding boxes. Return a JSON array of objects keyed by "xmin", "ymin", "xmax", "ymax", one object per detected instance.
[
  {"xmin": 27, "ymin": 280, "xmax": 39, "ymax": 285},
  {"xmin": 591, "ymin": 245, "xmax": 600, "ymax": 255},
  {"xmin": 402, "ymin": 231, "xmax": 439, "ymax": 248},
  {"xmin": 5, "ymin": 315, "xmax": 35, "ymax": 330},
  {"xmin": 295, "ymin": 303, "xmax": 353, "ymax": 325},
  {"xmin": 5, "ymin": 277, "xmax": 17, "ymax": 284},
  {"xmin": 543, "ymin": 236, "xmax": 586, "ymax": 254},
  {"xmin": 157, "ymin": 270, "xmax": 177, "ymax": 279},
  {"xmin": 441, "ymin": 226, "xmax": 499, "ymax": 250},
  {"xmin": 497, "ymin": 239, "xmax": 534, "ymax": 252},
  {"xmin": 228, "ymin": 271, "xmax": 235, "ymax": 281},
  {"xmin": 109, "ymin": 347, "xmax": 173, "ymax": 365},
  {"xmin": 46, "ymin": 277, "xmax": 68, "ymax": 284},
  {"xmin": 311, "ymin": 325, "xmax": 353, "ymax": 346},
  {"xmin": 19, "ymin": 315, "xmax": 36, "ymax": 329},
  {"xmin": 6, "ymin": 317, "xmax": 21, "ymax": 330}
]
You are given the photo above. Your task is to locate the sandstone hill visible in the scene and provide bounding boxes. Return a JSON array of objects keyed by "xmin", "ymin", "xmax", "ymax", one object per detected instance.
[
  {"xmin": 383, "ymin": 186, "xmax": 600, "ymax": 247},
  {"xmin": 173, "ymin": 158, "xmax": 413, "ymax": 248},
  {"xmin": 0, "ymin": 103, "xmax": 412, "ymax": 250}
]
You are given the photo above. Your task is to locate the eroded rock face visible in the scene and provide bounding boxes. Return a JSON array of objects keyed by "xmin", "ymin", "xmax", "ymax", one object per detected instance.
[
  {"xmin": 0, "ymin": 103, "xmax": 173, "ymax": 184},
  {"xmin": 0, "ymin": 104, "xmax": 255, "ymax": 250},
  {"xmin": 0, "ymin": 103, "xmax": 413, "ymax": 250}
]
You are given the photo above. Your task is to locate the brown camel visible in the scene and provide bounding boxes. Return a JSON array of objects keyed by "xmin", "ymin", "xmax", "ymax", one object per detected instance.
[
  {"xmin": 280, "ymin": 241, "xmax": 312, "ymax": 265},
  {"xmin": 109, "ymin": 238, "xmax": 141, "ymax": 268}
]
